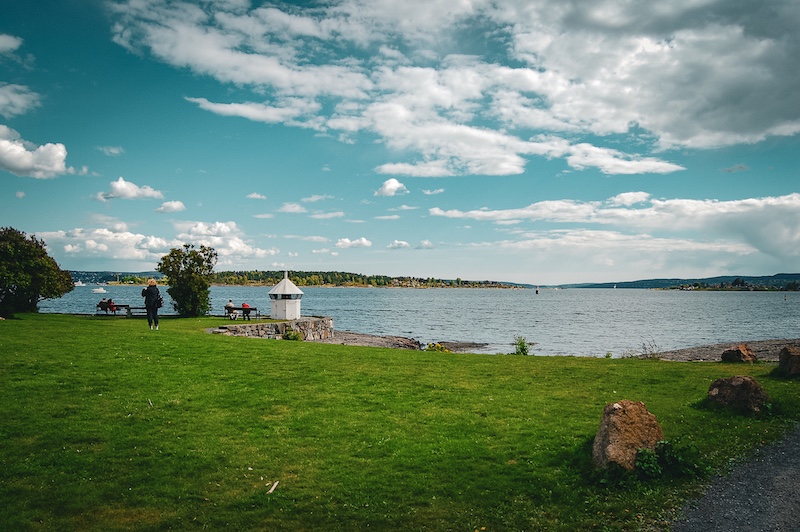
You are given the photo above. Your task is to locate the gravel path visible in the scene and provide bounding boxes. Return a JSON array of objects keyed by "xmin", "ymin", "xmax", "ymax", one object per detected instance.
[{"xmin": 670, "ymin": 423, "xmax": 800, "ymax": 531}]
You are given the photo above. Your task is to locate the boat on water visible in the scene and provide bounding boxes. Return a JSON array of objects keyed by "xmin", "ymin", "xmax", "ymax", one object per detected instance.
[
  {"xmin": 74, "ymin": 281, "xmax": 86, "ymax": 287},
  {"xmin": 92, "ymin": 287, "xmax": 107, "ymax": 293}
]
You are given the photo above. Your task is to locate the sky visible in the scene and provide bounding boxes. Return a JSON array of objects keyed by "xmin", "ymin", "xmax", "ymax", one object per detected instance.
[{"xmin": 1, "ymin": 0, "xmax": 799, "ymax": 285}]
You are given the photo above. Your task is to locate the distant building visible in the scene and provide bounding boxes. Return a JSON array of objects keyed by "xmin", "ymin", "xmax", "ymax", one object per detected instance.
[{"xmin": 268, "ymin": 271, "xmax": 303, "ymax": 320}]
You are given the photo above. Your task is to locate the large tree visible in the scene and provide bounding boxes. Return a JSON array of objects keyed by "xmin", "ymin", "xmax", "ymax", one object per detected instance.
[
  {"xmin": 0, "ymin": 227, "xmax": 74, "ymax": 317},
  {"xmin": 157, "ymin": 244, "xmax": 217, "ymax": 317}
]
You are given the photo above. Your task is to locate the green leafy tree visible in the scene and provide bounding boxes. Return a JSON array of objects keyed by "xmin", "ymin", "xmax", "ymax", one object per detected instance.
[
  {"xmin": 156, "ymin": 244, "xmax": 217, "ymax": 317},
  {"xmin": 0, "ymin": 227, "xmax": 74, "ymax": 317}
]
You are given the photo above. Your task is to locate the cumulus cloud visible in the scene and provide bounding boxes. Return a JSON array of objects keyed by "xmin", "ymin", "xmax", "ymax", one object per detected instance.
[
  {"xmin": 0, "ymin": 84, "xmax": 41, "ymax": 118},
  {"xmin": 156, "ymin": 200, "xmax": 186, "ymax": 213},
  {"xmin": 374, "ymin": 178, "xmax": 408, "ymax": 196},
  {"xmin": 95, "ymin": 176, "xmax": 164, "ymax": 201},
  {"xmin": 388, "ymin": 239, "xmax": 411, "ymax": 249},
  {"xmin": 417, "ymin": 239, "xmax": 435, "ymax": 249},
  {"xmin": 247, "ymin": 192, "xmax": 267, "ymax": 199},
  {"xmin": 0, "ymin": 34, "xmax": 23, "ymax": 55},
  {"xmin": 173, "ymin": 220, "xmax": 280, "ymax": 262},
  {"xmin": 278, "ymin": 202, "xmax": 307, "ymax": 213},
  {"xmin": 105, "ymin": 0, "xmax": 794, "ymax": 176},
  {"xmin": 335, "ymin": 237, "xmax": 372, "ymax": 248},
  {"xmin": 0, "ymin": 125, "xmax": 68, "ymax": 178}
]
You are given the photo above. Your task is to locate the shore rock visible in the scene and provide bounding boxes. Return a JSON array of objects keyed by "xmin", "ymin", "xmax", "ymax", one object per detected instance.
[
  {"xmin": 707, "ymin": 375, "xmax": 770, "ymax": 414},
  {"xmin": 775, "ymin": 346, "xmax": 800, "ymax": 378},
  {"xmin": 592, "ymin": 400, "xmax": 664, "ymax": 470},
  {"xmin": 721, "ymin": 343, "xmax": 757, "ymax": 363}
]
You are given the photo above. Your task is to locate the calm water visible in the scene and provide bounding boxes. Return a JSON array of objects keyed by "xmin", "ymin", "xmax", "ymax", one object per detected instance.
[{"xmin": 41, "ymin": 285, "xmax": 799, "ymax": 357}]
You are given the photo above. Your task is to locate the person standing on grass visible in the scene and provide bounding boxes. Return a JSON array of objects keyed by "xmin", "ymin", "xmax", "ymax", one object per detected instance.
[{"xmin": 142, "ymin": 278, "xmax": 161, "ymax": 330}]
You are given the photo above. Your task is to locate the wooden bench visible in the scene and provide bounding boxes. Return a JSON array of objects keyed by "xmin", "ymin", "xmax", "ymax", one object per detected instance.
[
  {"xmin": 96, "ymin": 303, "xmax": 130, "ymax": 315},
  {"xmin": 224, "ymin": 306, "xmax": 259, "ymax": 320}
]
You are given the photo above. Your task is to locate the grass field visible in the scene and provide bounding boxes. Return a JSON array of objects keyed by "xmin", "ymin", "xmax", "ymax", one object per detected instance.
[{"xmin": 1, "ymin": 314, "xmax": 798, "ymax": 530}]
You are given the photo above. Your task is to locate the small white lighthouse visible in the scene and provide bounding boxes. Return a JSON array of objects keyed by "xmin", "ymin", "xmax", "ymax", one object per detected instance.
[{"xmin": 268, "ymin": 271, "xmax": 303, "ymax": 320}]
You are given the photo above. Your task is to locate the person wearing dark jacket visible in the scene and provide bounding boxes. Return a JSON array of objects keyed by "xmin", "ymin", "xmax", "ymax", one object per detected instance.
[{"xmin": 142, "ymin": 278, "xmax": 161, "ymax": 330}]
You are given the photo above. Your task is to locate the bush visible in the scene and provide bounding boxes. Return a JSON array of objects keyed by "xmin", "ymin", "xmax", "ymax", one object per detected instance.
[
  {"xmin": 425, "ymin": 342, "xmax": 451, "ymax": 353},
  {"xmin": 635, "ymin": 437, "xmax": 709, "ymax": 480},
  {"xmin": 282, "ymin": 329, "xmax": 303, "ymax": 341},
  {"xmin": 513, "ymin": 335, "xmax": 529, "ymax": 356}
]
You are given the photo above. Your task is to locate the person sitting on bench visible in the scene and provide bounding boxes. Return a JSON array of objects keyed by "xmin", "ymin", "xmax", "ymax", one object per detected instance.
[
  {"xmin": 241, "ymin": 302, "xmax": 252, "ymax": 320},
  {"xmin": 225, "ymin": 300, "xmax": 238, "ymax": 320},
  {"xmin": 97, "ymin": 298, "xmax": 109, "ymax": 313}
]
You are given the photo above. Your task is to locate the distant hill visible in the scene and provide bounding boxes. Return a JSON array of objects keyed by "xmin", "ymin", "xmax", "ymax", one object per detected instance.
[{"xmin": 560, "ymin": 273, "xmax": 800, "ymax": 290}]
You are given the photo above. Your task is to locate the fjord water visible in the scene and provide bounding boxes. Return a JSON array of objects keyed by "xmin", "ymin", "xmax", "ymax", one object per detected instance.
[
  {"xmin": 41, "ymin": 285, "xmax": 798, "ymax": 357},
  {"xmin": 40, "ymin": 285, "xmax": 800, "ymax": 356}
]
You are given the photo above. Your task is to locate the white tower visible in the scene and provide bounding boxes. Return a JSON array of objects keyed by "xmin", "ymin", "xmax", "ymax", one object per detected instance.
[{"xmin": 268, "ymin": 271, "xmax": 303, "ymax": 320}]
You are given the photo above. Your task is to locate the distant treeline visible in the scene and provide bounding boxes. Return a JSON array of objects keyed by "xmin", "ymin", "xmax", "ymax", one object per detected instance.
[
  {"xmin": 567, "ymin": 273, "xmax": 800, "ymax": 291},
  {"xmin": 212, "ymin": 270, "xmax": 520, "ymax": 288}
]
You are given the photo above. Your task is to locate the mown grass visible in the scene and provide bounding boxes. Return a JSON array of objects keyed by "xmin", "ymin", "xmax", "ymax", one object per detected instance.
[{"xmin": 1, "ymin": 314, "xmax": 798, "ymax": 531}]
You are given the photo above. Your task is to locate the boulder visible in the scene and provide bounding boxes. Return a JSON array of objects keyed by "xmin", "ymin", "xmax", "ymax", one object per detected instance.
[
  {"xmin": 592, "ymin": 400, "xmax": 664, "ymax": 470},
  {"xmin": 720, "ymin": 343, "xmax": 757, "ymax": 363},
  {"xmin": 775, "ymin": 346, "xmax": 800, "ymax": 378},
  {"xmin": 707, "ymin": 375, "xmax": 770, "ymax": 414}
]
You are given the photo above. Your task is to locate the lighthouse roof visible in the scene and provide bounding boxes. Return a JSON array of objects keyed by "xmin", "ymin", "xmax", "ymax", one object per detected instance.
[{"xmin": 268, "ymin": 272, "xmax": 304, "ymax": 296}]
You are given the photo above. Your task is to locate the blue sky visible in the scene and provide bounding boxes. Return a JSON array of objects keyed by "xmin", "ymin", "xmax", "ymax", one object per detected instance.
[{"xmin": 1, "ymin": 0, "xmax": 798, "ymax": 284}]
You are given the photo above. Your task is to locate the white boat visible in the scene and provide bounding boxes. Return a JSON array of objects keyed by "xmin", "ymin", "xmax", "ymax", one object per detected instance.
[
  {"xmin": 92, "ymin": 287, "xmax": 107, "ymax": 293},
  {"xmin": 74, "ymin": 281, "xmax": 86, "ymax": 286}
]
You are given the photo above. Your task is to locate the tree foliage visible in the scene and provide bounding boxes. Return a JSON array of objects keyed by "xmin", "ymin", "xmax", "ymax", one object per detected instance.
[
  {"xmin": 0, "ymin": 227, "xmax": 74, "ymax": 317},
  {"xmin": 156, "ymin": 244, "xmax": 217, "ymax": 317}
]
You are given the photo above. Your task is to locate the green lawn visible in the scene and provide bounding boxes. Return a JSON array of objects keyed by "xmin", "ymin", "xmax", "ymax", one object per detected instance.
[{"xmin": 1, "ymin": 314, "xmax": 798, "ymax": 530}]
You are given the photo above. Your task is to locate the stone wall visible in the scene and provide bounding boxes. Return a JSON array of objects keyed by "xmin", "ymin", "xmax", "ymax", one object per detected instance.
[{"xmin": 214, "ymin": 316, "xmax": 334, "ymax": 341}]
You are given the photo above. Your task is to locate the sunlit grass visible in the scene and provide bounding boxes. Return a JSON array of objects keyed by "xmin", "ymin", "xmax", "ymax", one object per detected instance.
[{"xmin": 1, "ymin": 313, "xmax": 798, "ymax": 530}]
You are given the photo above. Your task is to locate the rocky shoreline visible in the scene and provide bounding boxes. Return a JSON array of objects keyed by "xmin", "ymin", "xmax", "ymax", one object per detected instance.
[
  {"xmin": 311, "ymin": 331, "xmax": 800, "ymax": 360},
  {"xmin": 651, "ymin": 338, "xmax": 800, "ymax": 362}
]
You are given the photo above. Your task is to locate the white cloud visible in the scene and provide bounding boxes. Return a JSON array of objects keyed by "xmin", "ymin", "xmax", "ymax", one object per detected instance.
[
  {"xmin": 417, "ymin": 239, "xmax": 435, "ymax": 249},
  {"xmin": 254, "ymin": 213, "xmax": 274, "ymax": 219},
  {"xmin": 302, "ymin": 194, "xmax": 333, "ymax": 202},
  {"xmin": 374, "ymin": 178, "xmax": 408, "ymax": 196},
  {"xmin": 95, "ymin": 177, "xmax": 164, "ymax": 201},
  {"xmin": 156, "ymin": 200, "xmax": 186, "ymax": 213},
  {"xmin": 388, "ymin": 239, "xmax": 411, "ymax": 249},
  {"xmin": 375, "ymin": 215, "xmax": 400, "ymax": 220},
  {"xmin": 0, "ymin": 125, "xmax": 68, "ymax": 178},
  {"xmin": 278, "ymin": 202, "xmax": 307, "ymax": 213},
  {"xmin": 422, "ymin": 188, "xmax": 445, "ymax": 195},
  {"xmin": 285, "ymin": 234, "xmax": 329, "ymax": 243},
  {"xmin": 335, "ymin": 236, "xmax": 372, "ymax": 248},
  {"xmin": 247, "ymin": 192, "xmax": 267, "ymax": 199},
  {"xmin": 109, "ymin": 0, "xmax": 800, "ymax": 178},
  {"xmin": 15, "ymin": 190, "xmax": 25, "ymax": 199},
  {"xmin": 311, "ymin": 211, "xmax": 345, "ymax": 219},
  {"xmin": 0, "ymin": 34, "xmax": 23, "ymax": 55},
  {"xmin": 97, "ymin": 146, "xmax": 125, "ymax": 157},
  {"xmin": 0, "ymin": 84, "xmax": 41, "ymax": 118},
  {"xmin": 608, "ymin": 192, "xmax": 651, "ymax": 207},
  {"xmin": 173, "ymin": 220, "xmax": 280, "ymax": 262}
]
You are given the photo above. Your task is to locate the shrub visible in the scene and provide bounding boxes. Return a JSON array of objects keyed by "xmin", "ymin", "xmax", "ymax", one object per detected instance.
[
  {"xmin": 635, "ymin": 437, "xmax": 709, "ymax": 480},
  {"xmin": 425, "ymin": 342, "xmax": 451, "ymax": 353},
  {"xmin": 513, "ymin": 335, "xmax": 529, "ymax": 356},
  {"xmin": 282, "ymin": 329, "xmax": 303, "ymax": 341}
]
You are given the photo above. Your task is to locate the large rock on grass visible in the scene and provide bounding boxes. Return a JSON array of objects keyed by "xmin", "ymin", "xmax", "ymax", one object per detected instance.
[
  {"xmin": 775, "ymin": 346, "xmax": 800, "ymax": 378},
  {"xmin": 707, "ymin": 375, "xmax": 769, "ymax": 414},
  {"xmin": 721, "ymin": 343, "xmax": 756, "ymax": 363},
  {"xmin": 592, "ymin": 400, "xmax": 663, "ymax": 470}
]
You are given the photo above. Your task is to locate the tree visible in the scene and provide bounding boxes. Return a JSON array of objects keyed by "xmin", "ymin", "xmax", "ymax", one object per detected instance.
[
  {"xmin": 157, "ymin": 244, "xmax": 217, "ymax": 317},
  {"xmin": 0, "ymin": 227, "xmax": 74, "ymax": 317}
]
